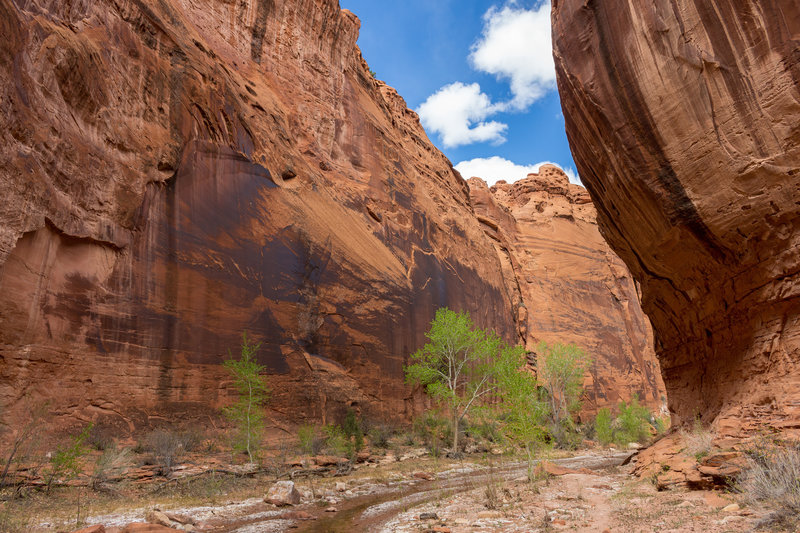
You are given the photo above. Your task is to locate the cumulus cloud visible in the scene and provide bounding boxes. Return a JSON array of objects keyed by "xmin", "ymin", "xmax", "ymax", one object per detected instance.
[
  {"xmin": 416, "ymin": 82, "xmax": 508, "ymax": 148},
  {"xmin": 455, "ymin": 156, "xmax": 582, "ymax": 186},
  {"xmin": 470, "ymin": 1, "xmax": 556, "ymax": 110}
]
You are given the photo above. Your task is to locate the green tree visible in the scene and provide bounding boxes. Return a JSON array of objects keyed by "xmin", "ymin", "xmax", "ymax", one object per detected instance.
[
  {"xmin": 537, "ymin": 341, "xmax": 591, "ymax": 426},
  {"xmin": 496, "ymin": 346, "xmax": 550, "ymax": 480},
  {"xmin": 405, "ymin": 308, "xmax": 506, "ymax": 455},
  {"xmin": 223, "ymin": 332, "xmax": 270, "ymax": 462}
]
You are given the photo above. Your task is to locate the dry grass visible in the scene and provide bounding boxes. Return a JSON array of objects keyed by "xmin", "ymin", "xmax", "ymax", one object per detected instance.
[
  {"xmin": 740, "ymin": 441, "xmax": 800, "ymax": 530},
  {"xmin": 681, "ymin": 419, "xmax": 713, "ymax": 460}
]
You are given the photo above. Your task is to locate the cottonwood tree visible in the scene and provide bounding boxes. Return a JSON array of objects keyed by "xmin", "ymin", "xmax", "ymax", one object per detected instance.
[
  {"xmin": 405, "ymin": 308, "xmax": 509, "ymax": 455},
  {"xmin": 223, "ymin": 332, "xmax": 270, "ymax": 463},
  {"xmin": 537, "ymin": 341, "xmax": 591, "ymax": 428}
]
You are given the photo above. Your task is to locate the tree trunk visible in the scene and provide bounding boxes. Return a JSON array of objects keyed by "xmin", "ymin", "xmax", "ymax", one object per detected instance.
[{"xmin": 452, "ymin": 412, "xmax": 459, "ymax": 455}]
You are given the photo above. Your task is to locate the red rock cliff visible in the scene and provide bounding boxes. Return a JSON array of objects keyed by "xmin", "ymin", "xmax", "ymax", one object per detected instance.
[
  {"xmin": 0, "ymin": 0, "xmax": 520, "ymax": 433},
  {"xmin": 553, "ymin": 1, "xmax": 800, "ymax": 436},
  {"xmin": 468, "ymin": 167, "xmax": 665, "ymax": 415}
]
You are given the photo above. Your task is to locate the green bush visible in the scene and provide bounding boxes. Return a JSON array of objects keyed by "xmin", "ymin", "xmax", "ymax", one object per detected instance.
[
  {"xmin": 595, "ymin": 408, "xmax": 614, "ymax": 446},
  {"xmin": 324, "ymin": 425, "xmax": 352, "ymax": 458},
  {"xmin": 616, "ymin": 395, "xmax": 651, "ymax": 445},
  {"xmin": 298, "ymin": 424, "xmax": 325, "ymax": 456},
  {"xmin": 341, "ymin": 409, "xmax": 364, "ymax": 452}
]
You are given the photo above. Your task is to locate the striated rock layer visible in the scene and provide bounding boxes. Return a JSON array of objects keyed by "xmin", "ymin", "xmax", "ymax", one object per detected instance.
[
  {"xmin": 468, "ymin": 167, "xmax": 665, "ymax": 415},
  {"xmin": 0, "ymin": 0, "xmax": 519, "ymax": 434},
  {"xmin": 553, "ymin": 1, "xmax": 800, "ymax": 436}
]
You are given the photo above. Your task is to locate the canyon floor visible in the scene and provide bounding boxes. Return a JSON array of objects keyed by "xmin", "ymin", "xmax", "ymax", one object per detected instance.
[{"xmin": 3, "ymin": 448, "xmax": 762, "ymax": 533}]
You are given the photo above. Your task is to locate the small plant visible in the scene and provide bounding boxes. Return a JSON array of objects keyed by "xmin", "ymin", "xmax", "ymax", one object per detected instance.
[
  {"xmin": 739, "ymin": 441, "xmax": 800, "ymax": 530},
  {"xmin": 369, "ymin": 68, "xmax": 377, "ymax": 78},
  {"xmin": 46, "ymin": 423, "xmax": 92, "ymax": 492},
  {"xmin": 223, "ymin": 332, "xmax": 270, "ymax": 463}
]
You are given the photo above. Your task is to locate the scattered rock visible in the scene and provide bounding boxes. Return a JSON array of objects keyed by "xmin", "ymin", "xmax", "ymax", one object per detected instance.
[
  {"xmin": 419, "ymin": 512, "xmax": 439, "ymax": 520},
  {"xmin": 477, "ymin": 510, "xmax": 502, "ymax": 519},
  {"xmin": 164, "ymin": 512, "xmax": 195, "ymax": 525},
  {"xmin": 677, "ymin": 500, "xmax": 693, "ymax": 508},
  {"xmin": 429, "ymin": 527, "xmax": 450, "ymax": 533},
  {"xmin": 335, "ymin": 481, "xmax": 347, "ymax": 492},
  {"xmin": 314, "ymin": 455, "xmax": 345, "ymax": 467},
  {"xmin": 552, "ymin": 519, "xmax": 567, "ymax": 526},
  {"xmin": 265, "ymin": 480, "xmax": 302, "ymax": 506},
  {"xmin": 413, "ymin": 471, "xmax": 435, "ymax": 481},
  {"xmin": 722, "ymin": 503, "xmax": 740, "ymax": 512},
  {"xmin": 325, "ymin": 506, "xmax": 338, "ymax": 513},
  {"xmin": 145, "ymin": 510, "xmax": 173, "ymax": 528},
  {"xmin": 627, "ymin": 442, "xmax": 643, "ymax": 450}
]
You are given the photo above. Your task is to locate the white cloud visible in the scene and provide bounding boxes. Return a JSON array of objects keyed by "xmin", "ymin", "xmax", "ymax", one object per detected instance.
[
  {"xmin": 470, "ymin": 2, "xmax": 555, "ymax": 110},
  {"xmin": 417, "ymin": 82, "xmax": 508, "ymax": 148},
  {"xmin": 455, "ymin": 156, "xmax": 582, "ymax": 186}
]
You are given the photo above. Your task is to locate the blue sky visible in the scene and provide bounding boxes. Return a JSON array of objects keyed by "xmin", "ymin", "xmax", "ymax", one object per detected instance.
[{"xmin": 339, "ymin": 0, "xmax": 579, "ymax": 185}]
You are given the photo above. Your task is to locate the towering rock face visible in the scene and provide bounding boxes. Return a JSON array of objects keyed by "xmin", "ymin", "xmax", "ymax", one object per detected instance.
[
  {"xmin": 468, "ymin": 167, "xmax": 665, "ymax": 415},
  {"xmin": 553, "ymin": 1, "xmax": 800, "ymax": 436},
  {"xmin": 0, "ymin": 0, "xmax": 519, "ymax": 433}
]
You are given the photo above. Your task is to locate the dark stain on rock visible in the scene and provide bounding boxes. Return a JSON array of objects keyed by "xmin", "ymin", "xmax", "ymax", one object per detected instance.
[{"xmin": 250, "ymin": 0, "xmax": 274, "ymax": 64}]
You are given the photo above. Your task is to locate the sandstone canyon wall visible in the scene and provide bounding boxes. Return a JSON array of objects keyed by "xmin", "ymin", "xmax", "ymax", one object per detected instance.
[
  {"xmin": 0, "ymin": 0, "xmax": 662, "ymax": 437},
  {"xmin": 0, "ymin": 0, "xmax": 522, "ymax": 434},
  {"xmin": 553, "ymin": 1, "xmax": 800, "ymax": 437},
  {"xmin": 468, "ymin": 167, "xmax": 665, "ymax": 415}
]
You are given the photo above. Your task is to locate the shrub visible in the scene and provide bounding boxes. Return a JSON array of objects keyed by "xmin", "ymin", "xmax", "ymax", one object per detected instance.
[
  {"xmin": 595, "ymin": 408, "xmax": 614, "ymax": 446},
  {"xmin": 367, "ymin": 424, "xmax": 393, "ymax": 449},
  {"xmin": 412, "ymin": 411, "xmax": 451, "ymax": 456},
  {"xmin": 298, "ymin": 424, "xmax": 325, "ymax": 456},
  {"xmin": 324, "ymin": 425, "xmax": 352, "ymax": 458},
  {"xmin": 144, "ymin": 428, "xmax": 201, "ymax": 476},
  {"xmin": 616, "ymin": 395, "xmax": 651, "ymax": 445},
  {"xmin": 341, "ymin": 409, "xmax": 364, "ymax": 452},
  {"xmin": 740, "ymin": 441, "xmax": 800, "ymax": 530}
]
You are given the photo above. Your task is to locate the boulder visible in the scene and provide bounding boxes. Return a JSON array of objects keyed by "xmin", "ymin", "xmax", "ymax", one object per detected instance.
[{"xmin": 265, "ymin": 480, "xmax": 301, "ymax": 506}]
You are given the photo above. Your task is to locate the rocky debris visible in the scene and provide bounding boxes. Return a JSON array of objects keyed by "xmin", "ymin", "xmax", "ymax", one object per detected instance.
[
  {"xmin": 265, "ymin": 481, "xmax": 301, "ymax": 506},
  {"xmin": 419, "ymin": 512, "xmax": 439, "ymax": 520},
  {"xmin": 553, "ymin": 0, "xmax": 800, "ymax": 435},
  {"xmin": 0, "ymin": 0, "xmax": 520, "ymax": 436},
  {"xmin": 335, "ymin": 481, "xmax": 347, "ymax": 492},
  {"xmin": 413, "ymin": 471, "xmax": 435, "ymax": 481},
  {"xmin": 468, "ymin": 172, "xmax": 666, "ymax": 416}
]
